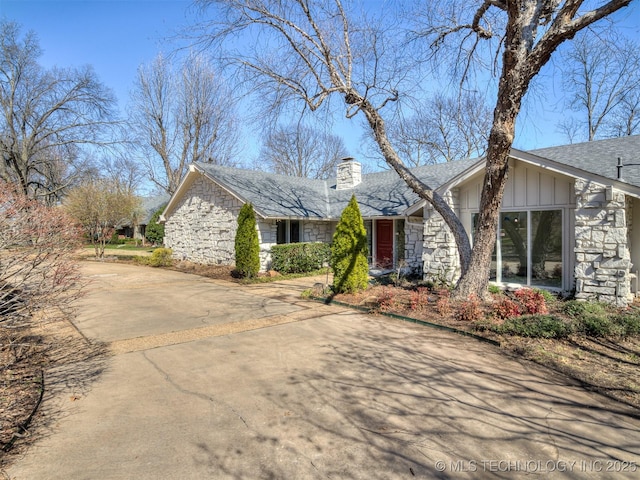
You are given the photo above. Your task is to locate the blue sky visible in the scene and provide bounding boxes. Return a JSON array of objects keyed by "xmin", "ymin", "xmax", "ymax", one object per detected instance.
[
  {"xmin": 0, "ymin": 0, "xmax": 196, "ymax": 113},
  {"xmin": 2, "ymin": 0, "xmax": 640, "ymax": 166}
]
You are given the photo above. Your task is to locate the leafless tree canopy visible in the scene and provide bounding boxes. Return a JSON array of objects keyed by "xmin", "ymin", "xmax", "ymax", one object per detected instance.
[
  {"xmin": 193, "ymin": 0, "xmax": 474, "ymax": 277},
  {"xmin": 0, "ymin": 21, "xmax": 119, "ymax": 204},
  {"xmin": 383, "ymin": 92, "xmax": 492, "ymax": 167},
  {"xmin": 129, "ymin": 53, "xmax": 241, "ymax": 195},
  {"xmin": 558, "ymin": 31, "xmax": 640, "ymax": 142},
  {"xmin": 64, "ymin": 179, "xmax": 142, "ymax": 258},
  {"xmin": 0, "ymin": 181, "xmax": 83, "ymax": 329},
  {"xmin": 258, "ymin": 124, "xmax": 348, "ymax": 179}
]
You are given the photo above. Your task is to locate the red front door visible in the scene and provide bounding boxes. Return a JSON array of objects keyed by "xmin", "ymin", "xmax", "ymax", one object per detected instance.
[{"xmin": 376, "ymin": 220, "xmax": 394, "ymax": 268}]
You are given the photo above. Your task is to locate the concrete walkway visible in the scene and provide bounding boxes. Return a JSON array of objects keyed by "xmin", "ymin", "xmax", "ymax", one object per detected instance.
[{"xmin": 5, "ymin": 262, "xmax": 640, "ymax": 479}]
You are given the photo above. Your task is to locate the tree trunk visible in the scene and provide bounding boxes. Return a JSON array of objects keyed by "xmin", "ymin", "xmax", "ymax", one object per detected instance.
[
  {"xmin": 454, "ymin": 3, "xmax": 532, "ymax": 299},
  {"xmin": 356, "ymin": 96, "xmax": 473, "ymax": 278}
]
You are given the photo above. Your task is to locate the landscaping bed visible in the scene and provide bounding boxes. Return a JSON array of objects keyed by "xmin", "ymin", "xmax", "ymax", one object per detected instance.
[{"xmin": 327, "ymin": 280, "xmax": 640, "ymax": 410}]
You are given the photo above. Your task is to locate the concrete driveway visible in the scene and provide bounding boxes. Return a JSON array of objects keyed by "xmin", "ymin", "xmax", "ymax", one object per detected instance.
[{"xmin": 6, "ymin": 262, "xmax": 640, "ymax": 479}]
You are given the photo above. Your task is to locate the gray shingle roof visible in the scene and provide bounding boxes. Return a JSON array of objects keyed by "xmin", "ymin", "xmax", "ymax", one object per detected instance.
[
  {"xmin": 529, "ymin": 135, "xmax": 640, "ymax": 187},
  {"xmin": 140, "ymin": 194, "xmax": 171, "ymax": 224},
  {"xmin": 195, "ymin": 157, "xmax": 479, "ymax": 220},
  {"xmin": 191, "ymin": 135, "xmax": 640, "ymax": 220}
]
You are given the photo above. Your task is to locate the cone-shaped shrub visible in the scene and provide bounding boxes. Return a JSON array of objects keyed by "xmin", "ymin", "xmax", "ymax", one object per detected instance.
[
  {"xmin": 235, "ymin": 203, "xmax": 260, "ymax": 278},
  {"xmin": 331, "ymin": 195, "xmax": 369, "ymax": 293}
]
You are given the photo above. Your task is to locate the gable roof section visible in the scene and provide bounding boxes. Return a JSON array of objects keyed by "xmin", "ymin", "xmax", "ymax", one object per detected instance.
[
  {"xmin": 529, "ymin": 135, "xmax": 640, "ymax": 188},
  {"xmin": 162, "ymin": 135, "xmax": 640, "ymax": 223},
  {"xmin": 436, "ymin": 135, "xmax": 640, "ymax": 198},
  {"xmin": 197, "ymin": 163, "xmax": 330, "ymax": 219},
  {"xmin": 193, "ymin": 159, "xmax": 480, "ymax": 220}
]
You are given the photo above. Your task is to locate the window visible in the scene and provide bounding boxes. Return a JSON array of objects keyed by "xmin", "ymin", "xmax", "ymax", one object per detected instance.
[
  {"xmin": 475, "ymin": 210, "xmax": 562, "ymax": 288},
  {"xmin": 276, "ymin": 220, "xmax": 301, "ymax": 244},
  {"xmin": 276, "ymin": 220, "xmax": 286, "ymax": 244},
  {"xmin": 395, "ymin": 219, "xmax": 405, "ymax": 264},
  {"xmin": 364, "ymin": 220, "xmax": 373, "ymax": 265},
  {"xmin": 290, "ymin": 220, "xmax": 300, "ymax": 243}
]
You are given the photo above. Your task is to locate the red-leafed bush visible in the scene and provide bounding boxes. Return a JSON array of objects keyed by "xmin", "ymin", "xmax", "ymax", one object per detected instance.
[
  {"xmin": 409, "ymin": 287, "xmax": 430, "ymax": 312},
  {"xmin": 377, "ymin": 286, "xmax": 398, "ymax": 312},
  {"xmin": 514, "ymin": 288, "xmax": 548, "ymax": 315},
  {"xmin": 492, "ymin": 297, "xmax": 523, "ymax": 319},
  {"xmin": 456, "ymin": 294, "xmax": 483, "ymax": 322}
]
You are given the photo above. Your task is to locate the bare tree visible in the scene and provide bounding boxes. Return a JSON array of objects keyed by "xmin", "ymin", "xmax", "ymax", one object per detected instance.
[
  {"xmin": 65, "ymin": 179, "xmax": 141, "ymax": 258},
  {"xmin": 193, "ymin": 0, "xmax": 474, "ymax": 285},
  {"xmin": 129, "ymin": 53, "xmax": 241, "ymax": 195},
  {"xmin": 0, "ymin": 21, "xmax": 119, "ymax": 204},
  {"xmin": 0, "ymin": 181, "xmax": 83, "ymax": 329},
  {"xmin": 193, "ymin": 0, "xmax": 632, "ymax": 298},
  {"xmin": 99, "ymin": 155, "xmax": 144, "ymax": 194},
  {"xmin": 558, "ymin": 32, "xmax": 640, "ymax": 141},
  {"xmin": 383, "ymin": 91, "xmax": 492, "ymax": 167},
  {"xmin": 258, "ymin": 124, "xmax": 348, "ymax": 178},
  {"xmin": 427, "ymin": 0, "xmax": 633, "ymax": 297},
  {"xmin": 608, "ymin": 87, "xmax": 640, "ymax": 137}
]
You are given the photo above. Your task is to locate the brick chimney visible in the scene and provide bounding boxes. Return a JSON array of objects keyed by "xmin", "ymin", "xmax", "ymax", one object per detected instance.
[{"xmin": 336, "ymin": 157, "xmax": 362, "ymax": 190}]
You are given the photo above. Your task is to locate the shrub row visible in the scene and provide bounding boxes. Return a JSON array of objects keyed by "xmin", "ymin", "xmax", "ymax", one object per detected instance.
[
  {"xmin": 270, "ymin": 242, "xmax": 330, "ymax": 274},
  {"xmin": 485, "ymin": 300, "xmax": 640, "ymax": 339}
]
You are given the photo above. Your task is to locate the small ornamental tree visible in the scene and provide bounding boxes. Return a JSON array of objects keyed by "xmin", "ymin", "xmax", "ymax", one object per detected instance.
[
  {"xmin": 234, "ymin": 203, "xmax": 260, "ymax": 278},
  {"xmin": 145, "ymin": 206, "xmax": 166, "ymax": 245},
  {"xmin": 1, "ymin": 181, "xmax": 83, "ymax": 329},
  {"xmin": 331, "ymin": 195, "xmax": 369, "ymax": 293},
  {"xmin": 65, "ymin": 179, "xmax": 141, "ymax": 258}
]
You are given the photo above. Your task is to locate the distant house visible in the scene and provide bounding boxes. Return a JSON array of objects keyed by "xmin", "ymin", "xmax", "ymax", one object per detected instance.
[
  {"xmin": 117, "ymin": 194, "xmax": 170, "ymax": 242},
  {"xmin": 161, "ymin": 135, "xmax": 640, "ymax": 305}
]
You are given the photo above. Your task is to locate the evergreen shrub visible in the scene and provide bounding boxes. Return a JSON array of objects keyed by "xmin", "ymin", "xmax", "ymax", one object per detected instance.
[
  {"xmin": 148, "ymin": 248, "xmax": 173, "ymax": 267},
  {"xmin": 330, "ymin": 195, "xmax": 369, "ymax": 293},
  {"xmin": 235, "ymin": 203, "xmax": 260, "ymax": 278},
  {"xmin": 493, "ymin": 315, "xmax": 574, "ymax": 338},
  {"xmin": 146, "ymin": 206, "xmax": 166, "ymax": 245}
]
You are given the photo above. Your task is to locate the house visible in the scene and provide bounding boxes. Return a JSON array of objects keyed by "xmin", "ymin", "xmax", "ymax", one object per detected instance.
[
  {"xmin": 160, "ymin": 135, "xmax": 640, "ymax": 305},
  {"xmin": 116, "ymin": 194, "xmax": 170, "ymax": 242}
]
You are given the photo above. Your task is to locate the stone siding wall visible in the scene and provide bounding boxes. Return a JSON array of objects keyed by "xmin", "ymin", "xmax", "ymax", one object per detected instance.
[
  {"xmin": 258, "ymin": 220, "xmax": 334, "ymax": 271},
  {"xmin": 422, "ymin": 190, "xmax": 461, "ymax": 285},
  {"xmin": 303, "ymin": 221, "xmax": 334, "ymax": 243},
  {"xmin": 164, "ymin": 177, "xmax": 243, "ymax": 266},
  {"xmin": 257, "ymin": 220, "xmax": 277, "ymax": 271},
  {"xmin": 574, "ymin": 179, "xmax": 632, "ymax": 305},
  {"xmin": 404, "ymin": 221, "xmax": 424, "ymax": 271}
]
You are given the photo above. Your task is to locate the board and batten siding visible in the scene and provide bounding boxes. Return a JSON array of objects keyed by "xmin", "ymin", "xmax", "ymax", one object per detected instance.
[{"xmin": 457, "ymin": 160, "xmax": 576, "ymax": 291}]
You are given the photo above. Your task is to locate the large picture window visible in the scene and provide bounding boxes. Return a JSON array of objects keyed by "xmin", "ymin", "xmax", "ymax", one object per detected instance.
[{"xmin": 476, "ymin": 210, "xmax": 563, "ymax": 288}]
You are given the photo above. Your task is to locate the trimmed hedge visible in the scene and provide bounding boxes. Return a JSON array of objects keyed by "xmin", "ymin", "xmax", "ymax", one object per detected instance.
[{"xmin": 270, "ymin": 242, "xmax": 330, "ymax": 274}]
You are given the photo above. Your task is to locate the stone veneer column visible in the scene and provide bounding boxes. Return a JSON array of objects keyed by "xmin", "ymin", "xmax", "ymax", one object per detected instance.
[
  {"xmin": 422, "ymin": 189, "xmax": 461, "ymax": 285},
  {"xmin": 574, "ymin": 179, "xmax": 632, "ymax": 306},
  {"xmin": 404, "ymin": 221, "xmax": 424, "ymax": 271}
]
